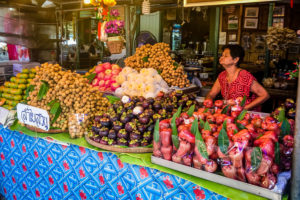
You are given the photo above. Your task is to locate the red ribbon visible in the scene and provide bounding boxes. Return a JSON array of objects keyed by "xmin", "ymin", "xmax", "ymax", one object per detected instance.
[
  {"xmin": 98, "ymin": 21, "xmax": 101, "ymax": 40},
  {"xmin": 291, "ymin": 0, "xmax": 293, "ymax": 8}
]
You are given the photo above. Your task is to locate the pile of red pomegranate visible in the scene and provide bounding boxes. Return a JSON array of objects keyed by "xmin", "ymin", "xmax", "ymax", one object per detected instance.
[{"xmin": 153, "ymin": 97, "xmax": 294, "ymax": 189}]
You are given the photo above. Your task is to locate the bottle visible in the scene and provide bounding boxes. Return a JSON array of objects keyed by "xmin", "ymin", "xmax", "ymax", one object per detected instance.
[{"xmin": 172, "ymin": 24, "xmax": 182, "ymax": 51}]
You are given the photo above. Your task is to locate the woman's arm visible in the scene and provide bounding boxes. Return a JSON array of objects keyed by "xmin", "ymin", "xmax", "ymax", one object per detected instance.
[
  {"xmin": 205, "ymin": 79, "xmax": 221, "ymax": 100},
  {"xmin": 244, "ymin": 80, "xmax": 270, "ymax": 110}
]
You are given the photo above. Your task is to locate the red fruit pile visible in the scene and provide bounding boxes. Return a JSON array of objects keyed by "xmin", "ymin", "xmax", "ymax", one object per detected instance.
[
  {"xmin": 154, "ymin": 98, "xmax": 295, "ymax": 190},
  {"xmin": 91, "ymin": 62, "xmax": 122, "ymax": 92}
]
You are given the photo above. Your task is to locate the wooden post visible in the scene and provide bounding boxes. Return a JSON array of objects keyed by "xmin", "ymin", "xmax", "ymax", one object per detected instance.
[
  {"xmin": 213, "ymin": 7, "xmax": 220, "ymax": 80},
  {"xmin": 264, "ymin": 3, "xmax": 274, "ymax": 78},
  {"xmin": 291, "ymin": 73, "xmax": 300, "ymax": 199}
]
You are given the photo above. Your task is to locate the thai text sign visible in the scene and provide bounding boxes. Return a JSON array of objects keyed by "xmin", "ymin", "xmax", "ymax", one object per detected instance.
[{"xmin": 17, "ymin": 103, "xmax": 50, "ymax": 131}]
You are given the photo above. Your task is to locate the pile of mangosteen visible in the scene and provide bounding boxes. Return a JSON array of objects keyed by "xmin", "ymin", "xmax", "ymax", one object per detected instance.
[{"xmin": 89, "ymin": 90, "xmax": 200, "ymax": 147}]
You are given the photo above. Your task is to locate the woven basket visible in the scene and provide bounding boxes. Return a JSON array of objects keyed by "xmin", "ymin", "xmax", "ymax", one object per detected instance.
[
  {"xmin": 85, "ymin": 135, "xmax": 153, "ymax": 153},
  {"xmin": 107, "ymin": 40, "xmax": 123, "ymax": 54},
  {"xmin": 25, "ymin": 125, "xmax": 64, "ymax": 133}
]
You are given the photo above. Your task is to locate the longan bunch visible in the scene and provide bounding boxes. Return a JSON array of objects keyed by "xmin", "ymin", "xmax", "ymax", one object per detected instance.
[
  {"xmin": 27, "ymin": 63, "xmax": 110, "ymax": 133},
  {"xmin": 124, "ymin": 43, "xmax": 190, "ymax": 88}
]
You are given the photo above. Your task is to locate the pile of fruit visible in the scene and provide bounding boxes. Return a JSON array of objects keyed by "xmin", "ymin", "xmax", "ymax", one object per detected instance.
[
  {"xmin": 115, "ymin": 67, "xmax": 169, "ymax": 98},
  {"xmin": 0, "ymin": 68, "xmax": 36, "ymax": 110},
  {"xmin": 26, "ymin": 63, "xmax": 110, "ymax": 135},
  {"xmin": 88, "ymin": 91, "xmax": 200, "ymax": 147},
  {"xmin": 272, "ymin": 98, "xmax": 296, "ymax": 119},
  {"xmin": 153, "ymin": 97, "xmax": 295, "ymax": 189},
  {"xmin": 87, "ymin": 62, "xmax": 122, "ymax": 92},
  {"xmin": 124, "ymin": 43, "xmax": 190, "ymax": 88}
]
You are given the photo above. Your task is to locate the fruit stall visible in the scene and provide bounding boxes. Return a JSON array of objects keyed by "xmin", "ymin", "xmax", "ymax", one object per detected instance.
[{"xmin": 0, "ymin": 42, "xmax": 298, "ymax": 199}]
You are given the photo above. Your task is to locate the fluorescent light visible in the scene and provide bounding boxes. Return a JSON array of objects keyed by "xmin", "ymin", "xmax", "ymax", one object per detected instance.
[
  {"xmin": 41, "ymin": 0, "xmax": 56, "ymax": 8},
  {"xmin": 84, "ymin": 0, "xmax": 91, "ymax": 4}
]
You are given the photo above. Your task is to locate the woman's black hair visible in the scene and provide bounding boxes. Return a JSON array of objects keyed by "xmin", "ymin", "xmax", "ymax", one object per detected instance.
[{"xmin": 222, "ymin": 44, "xmax": 245, "ymax": 66}]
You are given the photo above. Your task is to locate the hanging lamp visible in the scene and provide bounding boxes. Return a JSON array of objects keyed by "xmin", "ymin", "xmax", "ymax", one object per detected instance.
[{"xmin": 142, "ymin": 0, "xmax": 150, "ymax": 15}]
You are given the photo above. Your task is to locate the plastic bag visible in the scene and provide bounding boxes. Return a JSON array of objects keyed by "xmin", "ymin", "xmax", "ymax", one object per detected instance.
[{"xmin": 68, "ymin": 114, "xmax": 89, "ymax": 139}]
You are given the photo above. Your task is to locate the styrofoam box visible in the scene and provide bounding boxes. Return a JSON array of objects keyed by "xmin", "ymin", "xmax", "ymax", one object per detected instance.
[{"xmin": 13, "ymin": 62, "xmax": 40, "ymax": 76}]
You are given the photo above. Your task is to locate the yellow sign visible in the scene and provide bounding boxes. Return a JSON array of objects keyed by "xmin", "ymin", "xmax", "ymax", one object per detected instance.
[{"xmin": 184, "ymin": 0, "xmax": 281, "ymax": 7}]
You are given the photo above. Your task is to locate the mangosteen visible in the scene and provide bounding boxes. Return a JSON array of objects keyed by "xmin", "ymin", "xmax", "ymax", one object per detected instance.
[
  {"xmin": 99, "ymin": 127, "xmax": 109, "ymax": 137},
  {"xmin": 178, "ymin": 100, "xmax": 185, "ymax": 107},
  {"xmin": 100, "ymin": 137, "xmax": 108, "ymax": 145},
  {"xmin": 186, "ymin": 100, "xmax": 193, "ymax": 107},
  {"xmin": 113, "ymin": 121, "xmax": 123, "ymax": 132},
  {"xmin": 136, "ymin": 102, "xmax": 143, "ymax": 107},
  {"xmin": 141, "ymin": 138, "xmax": 149, "ymax": 147},
  {"xmin": 92, "ymin": 126, "xmax": 100, "ymax": 134},
  {"xmin": 130, "ymin": 131, "xmax": 141, "ymax": 140},
  {"xmin": 124, "ymin": 102, "xmax": 135, "ymax": 110},
  {"xmin": 153, "ymin": 114, "xmax": 162, "ymax": 122},
  {"xmin": 154, "ymin": 96, "xmax": 163, "ymax": 102},
  {"xmin": 143, "ymin": 131, "xmax": 152, "ymax": 141},
  {"xmin": 107, "ymin": 139, "xmax": 116, "ymax": 146},
  {"xmin": 102, "ymin": 113, "xmax": 110, "ymax": 118},
  {"xmin": 181, "ymin": 94, "xmax": 189, "ymax": 102},
  {"xmin": 108, "ymin": 130, "xmax": 117, "ymax": 140},
  {"xmin": 126, "ymin": 110, "xmax": 134, "ymax": 120},
  {"xmin": 117, "ymin": 138, "xmax": 128, "ymax": 146},
  {"xmin": 147, "ymin": 124, "xmax": 154, "ymax": 132},
  {"xmin": 139, "ymin": 115, "xmax": 150, "ymax": 125},
  {"xmin": 120, "ymin": 113, "xmax": 130, "ymax": 124},
  {"xmin": 132, "ymin": 96, "xmax": 139, "ymax": 103},
  {"xmin": 285, "ymin": 98, "xmax": 295, "ymax": 110},
  {"xmin": 110, "ymin": 115, "xmax": 119, "ymax": 122},
  {"xmin": 137, "ymin": 124, "xmax": 147, "ymax": 133},
  {"xmin": 133, "ymin": 106, "xmax": 144, "ymax": 116},
  {"xmin": 108, "ymin": 107, "xmax": 116, "ymax": 115},
  {"xmin": 93, "ymin": 135, "xmax": 102, "ymax": 143},
  {"xmin": 153, "ymin": 101, "xmax": 162, "ymax": 111},
  {"xmin": 125, "ymin": 122, "xmax": 136, "ymax": 133},
  {"xmin": 158, "ymin": 109, "xmax": 167, "ymax": 118},
  {"xmin": 138, "ymin": 96, "xmax": 145, "ymax": 102},
  {"xmin": 175, "ymin": 90, "xmax": 183, "ymax": 97},
  {"xmin": 94, "ymin": 115, "xmax": 101, "ymax": 123},
  {"xmin": 129, "ymin": 139, "xmax": 141, "ymax": 147},
  {"xmin": 116, "ymin": 106, "xmax": 125, "ymax": 115},
  {"xmin": 100, "ymin": 117, "xmax": 111, "ymax": 127},
  {"xmin": 166, "ymin": 104, "xmax": 174, "ymax": 112},
  {"xmin": 144, "ymin": 109, "xmax": 154, "ymax": 117},
  {"xmin": 142, "ymin": 100, "xmax": 150, "ymax": 109},
  {"xmin": 172, "ymin": 96, "xmax": 178, "ymax": 103},
  {"xmin": 113, "ymin": 101, "xmax": 122, "ymax": 110},
  {"xmin": 117, "ymin": 129, "xmax": 128, "ymax": 139},
  {"xmin": 188, "ymin": 94, "xmax": 196, "ymax": 100},
  {"xmin": 147, "ymin": 97, "xmax": 154, "ymax": 105},
  {"xmin": 288, "ymin": 108, "xmax": 296, "ymax": 118}
]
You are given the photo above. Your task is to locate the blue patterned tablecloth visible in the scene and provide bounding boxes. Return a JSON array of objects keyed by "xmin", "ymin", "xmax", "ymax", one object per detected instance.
[{"xmin": 0, "ymin": 126, "xmax": 228, "ymax": 200}]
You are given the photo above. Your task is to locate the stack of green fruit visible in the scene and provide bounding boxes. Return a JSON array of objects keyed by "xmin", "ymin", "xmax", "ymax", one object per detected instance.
[{"xmin": 0, "ymin": 68, "xmax": 36, "ymax": 110}]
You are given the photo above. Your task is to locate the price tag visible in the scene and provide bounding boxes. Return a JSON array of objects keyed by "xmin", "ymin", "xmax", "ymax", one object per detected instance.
[
  {"xmin": 17, "ymin": 103, "xmax": 50, "ymax": 131},
  {"xmin": 0, "ymin": 107, "xmax": 10, "ymax": 125}
]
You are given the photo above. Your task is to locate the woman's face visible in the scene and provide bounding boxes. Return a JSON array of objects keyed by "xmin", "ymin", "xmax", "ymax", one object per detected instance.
[{"xmin": 219, "ymin": 48, "xmax": 239, "ymax": 68}]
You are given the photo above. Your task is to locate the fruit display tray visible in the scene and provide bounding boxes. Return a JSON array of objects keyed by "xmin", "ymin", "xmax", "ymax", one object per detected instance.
[
  {"xmin": 85, "ymin": 135, "xmax": 153, "ymax": 153},
  {"xmin": 151, "ymin": 156, "xmax": 287, "ymax": 200},
  {"xmin": 25, "ymin": 125, "xmax": 64, "ymax": 133}
]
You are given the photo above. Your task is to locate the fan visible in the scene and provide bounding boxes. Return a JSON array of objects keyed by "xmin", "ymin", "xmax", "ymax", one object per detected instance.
[{"xmin": 135, "ymin": 31, "xmax": 157, "ymax": 47}]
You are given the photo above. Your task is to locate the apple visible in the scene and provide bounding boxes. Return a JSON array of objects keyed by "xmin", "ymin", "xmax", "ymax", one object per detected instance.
[
  {"xmin": 97, "ymin": 72, "xmax": 105, "ymax": 80},
  {"xmin": 111, "ymin": 75, "xmax": 117, "ymax": 81},
  {"xmin": 95, "ymin": 65, "xmax": 105, "ymax": 73},
  {"xmin": 112, "ymin": 69, "xmax": 120, "ymax": 76},
  {"xmin": 105, "ymin": 69, "xmax": 112, "ymax": 75},
  {"xmin": 111, "ymin": 64, "xmax": 120, "ymax": 70},
  {"xmin": 104, "ymin": 74, "xmax": 112, "ymax": 81},
  {"xmin": 98, "ymin": 80, "xmax": 105, "ymax": 87},
  {"xmin": 105, "ymin": 80, "xmax": 112, "ymax": 87},
  {"xmin": 92, "ymin": 79, "xmax": 99, "ymax": 86},
  {"xmin": 111, "ymin": 83, "xmax": 120, "ymax": 91},
  {"xmin": 102, "ymin": 62, "xmax": 111, "ymax": 70}
]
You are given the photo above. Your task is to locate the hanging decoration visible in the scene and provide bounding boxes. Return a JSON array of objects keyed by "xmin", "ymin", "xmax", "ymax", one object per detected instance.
[{"xmin": 142, "ymin": 0, "xmax": 151, "ymax": 15}]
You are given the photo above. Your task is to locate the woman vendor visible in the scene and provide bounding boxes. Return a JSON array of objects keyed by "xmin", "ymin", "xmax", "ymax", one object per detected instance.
[{"xmin": 206, "ymin": 45, "xmax": 269, "ymax": 111}]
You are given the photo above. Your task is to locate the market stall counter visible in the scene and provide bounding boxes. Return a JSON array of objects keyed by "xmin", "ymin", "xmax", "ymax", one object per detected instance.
[{"xmin": 0, "ymin": 124, "xmax": 282, "ymax": 200}]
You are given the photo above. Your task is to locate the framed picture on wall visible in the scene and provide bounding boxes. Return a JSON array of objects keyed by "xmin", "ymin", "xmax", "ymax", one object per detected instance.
[
  {"xmin": 273, "ymin": 6, "xmax": 285, "ymax": 17},
  {"xmin": 273, "ymin": 18, "xmax": 284, "ymax": 28},
  {"xmin": 228, "ymin": 33, "xmax": 237, "ymax": 42},
  {"xmin": 244, "ymin": 18, "xmax": 258, "ymax": 29},
  {"xmin": 228, "ymin": 15, "xmax": 239, "ymax": 30},
  {"xmin": 245, "ymin": 7, "xmax": 259, "ymax": 18}
]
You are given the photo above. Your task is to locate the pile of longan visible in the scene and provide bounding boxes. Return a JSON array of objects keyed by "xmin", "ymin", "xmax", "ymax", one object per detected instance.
[{"xmin": 124, "ymin": 43, "xmax": 190, "ymax": 88}]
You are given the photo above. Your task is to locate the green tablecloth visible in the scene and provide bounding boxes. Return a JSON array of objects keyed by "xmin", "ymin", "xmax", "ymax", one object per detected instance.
[{"xmin": 10, "ymin": 123, "xmax": 288, "ymax": 200}]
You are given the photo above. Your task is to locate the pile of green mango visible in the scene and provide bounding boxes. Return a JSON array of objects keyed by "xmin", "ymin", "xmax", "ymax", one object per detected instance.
[{"xmin": 0, "ymin": 68, "xmax": 36, "ymax": 110}]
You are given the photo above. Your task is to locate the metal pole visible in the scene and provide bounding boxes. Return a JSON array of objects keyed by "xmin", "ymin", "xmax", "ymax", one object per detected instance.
[
  {"xmin": 264, "ymin": 3, "xmax": 274, "ymax": 78},
  {"xmin": 212, "ymin": 7, "xmax": 220, "ymax": 80},
  {"xmin": 291, "ymin": 72, "xmax": 300, "ymax": 199}
]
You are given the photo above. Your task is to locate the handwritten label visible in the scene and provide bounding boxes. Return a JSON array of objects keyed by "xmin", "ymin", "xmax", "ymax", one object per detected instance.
[{"xmin": 17, "ymin": 103, "xmax": 50, "ymax": 131}]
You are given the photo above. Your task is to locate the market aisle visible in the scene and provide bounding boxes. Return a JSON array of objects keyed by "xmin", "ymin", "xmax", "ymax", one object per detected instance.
[{"xmin": 0, "ymin": 125, "xmax": 228, "ymax": 200}]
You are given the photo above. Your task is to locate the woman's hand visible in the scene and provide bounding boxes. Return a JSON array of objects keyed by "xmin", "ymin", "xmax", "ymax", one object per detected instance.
[
  {"xmin": 244, "ymin": 81, "xmax": 270, "ymax": 110},
  {"xmin": 205, "ymin": 79, "xmax": 221, "ymax": 100}
]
